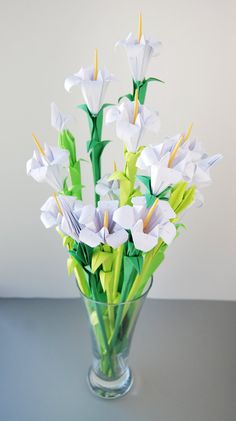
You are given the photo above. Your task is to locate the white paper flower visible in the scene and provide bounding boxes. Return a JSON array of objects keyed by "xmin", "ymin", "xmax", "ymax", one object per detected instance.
[
  {"xmin": 40, "ymin": 195, "xmax": 85, "ymax": 243},
  {"xmin": 113, "ymin": 196, "xmax": 176, "ymax": 252},
  {"xmin": 64, "ymin": 66, "xmax": 114, "ymax": 115},
  {"xmin": 137, "ymin": 133, "xmax": 222, "ymax": 189},
  {"xmin": 117, "ymin": 33, "xmax": 161, "ymax": 82},
  {"xmin": 106, "ymin": 98, "xmax": 160, "ymax": 153},
  {"xmin": 51, "ymin": 102, "xmax": 71, "ymax": 132},
  {"xmin": 79, "ymin": 200, "xmax": 128, "ymax": 248},
  {"xmin": 26, "ymin": 143, "xmax": 69, "ymax": 191},
  {"xmin": 95, "ymin": 175, "xmax": 120, "ymax": 200},
  {"xmin": 184, "ymin": 139, "xmax": 223, "ymax": 187}
]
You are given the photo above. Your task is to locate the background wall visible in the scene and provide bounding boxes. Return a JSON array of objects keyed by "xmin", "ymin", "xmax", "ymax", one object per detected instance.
[{"xmin": 1, "ymin": 0, "xmax": 235, "ymax": 299}]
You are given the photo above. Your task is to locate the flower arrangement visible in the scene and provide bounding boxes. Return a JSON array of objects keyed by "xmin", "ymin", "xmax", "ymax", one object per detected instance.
[{"xmin": 26, "ymin": 14, "xmax": 222, "ymax": 398}]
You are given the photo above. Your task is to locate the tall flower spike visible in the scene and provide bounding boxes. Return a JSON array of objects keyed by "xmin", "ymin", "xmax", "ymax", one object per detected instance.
[
  {"xmin": 168, "ymin": 123, "xmax": 193, "ymax": 167},
  {"xmin": 138, "ymin": 13, "xmax": 143, "ymax": 42},
  {"xmin": 143, "ymin": 198, "xmax": 159, "ymax": 230},
  {"xmin": 114, "ymin": 161, "xmax": 117, "ymax": 172},
  {"xmin": 168, "ymin": 135, "xmax": 184, "ymax": 168},
  {"xmin": 133, "ymin": 89, "xmax": 139, "ymax": 124},
  {"xmin": 52, "ymin": 192, "xmax": 63, "ymax": 215},
  {"xmin": 103, "ymin": 210, "xmax": 109, "ymax": 229},
  {"xmin": 32, "ymin": 133, "xmax": 46, "ymax": 157},
  {"xmin": 184, "ymin": 122, "xmax": 193, "ymax": 142},
  {"xmin": 94, "ymin": 49, "xmax": 98, "ymax": 81}
]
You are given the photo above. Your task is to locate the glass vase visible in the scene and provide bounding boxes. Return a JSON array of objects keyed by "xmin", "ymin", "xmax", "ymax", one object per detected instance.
[{"xmin": 80, "ymin": 278, "xmax": 152, "ymax": 399}]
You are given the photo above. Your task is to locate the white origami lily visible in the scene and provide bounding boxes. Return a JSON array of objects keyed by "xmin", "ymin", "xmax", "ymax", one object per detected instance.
[
  {"xmin": 26, "ymin": 134, "xmax": 69, "ymax": 191},
  {"xmin": 40, "ymin": 194, "xmax": 85, "ymax": 243},
  {"xmin": 137, "ymin": 128, "xmax": 222, "ymax": 188},
  {"xmin": 113, "ymin": 196, "xmax": 176, "ymax": 252},
  {"xmin": 64, "ymin": 50, "xmax": 114, "ymax": 115},
  {"xmin": 51, "ymin": 102, "xmax": 71, "ymax": 132},
  {"xmin": 95, "ymin": 175, "xmax": 120, "ymax": 200},
  {"xmin": 117, "ymin": 15, "xmax": 161, "ymax": 82},
  {"xmin": 79, "ymin": 201, "xmax": 128, "ymax": 248},
  {"xmin": 106, "ymin": 91, "xmax": 160, "ymax": 153},
  {"xmin": 184, "ymin": 138, "xmax": 223, "ymax": 187}
]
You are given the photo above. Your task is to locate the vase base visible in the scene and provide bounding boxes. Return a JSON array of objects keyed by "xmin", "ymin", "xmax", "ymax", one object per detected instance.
[{"xmin": 87, "ymin": 366, "xmax": 133, "ymax": 399}]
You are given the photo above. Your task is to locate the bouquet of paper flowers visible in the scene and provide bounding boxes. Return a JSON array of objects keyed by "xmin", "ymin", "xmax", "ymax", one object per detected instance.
[{"xmin": 26, "ymin": 15, "xmax": 222, "ymax": 398}]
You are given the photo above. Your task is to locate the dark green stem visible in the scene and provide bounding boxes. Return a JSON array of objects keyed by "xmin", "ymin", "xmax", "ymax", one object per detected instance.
[
  {"xmin": 110, "ymin": 268, "xmax": 135, "ymax": 350},
  {"xmin": 90, "ymin": 274, "xmax": 115, "ymax": 376}
]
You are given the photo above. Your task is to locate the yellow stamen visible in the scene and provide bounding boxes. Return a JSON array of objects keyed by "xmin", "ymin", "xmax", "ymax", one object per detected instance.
[
  {"xmin": 184, "ymin": 122, "xmax": 193, "ymax": 142},
  {"xmin": 133, "ymin": 89, "xmax": 139, "ymax": 124},
  {"xmin": 93, "ymin": 48, "xmax": 98, "ymax": 80},
  {"xmin": 138, "ymin": 13, "xmax": 143, "ymax": 43},
  {"xmin": 168, "ymin": 135, "xmax": 184, "ymax": 168},
  {"xmin": 113, "ymin": 161, "xmax": 117, "ymax": 172},
  {"xmin": 143, "ymin": 198, "xmax": 159, "ymax": 230},
  {"xmin": 53, "ymin": 192, "xmax": 63, "ymax": 215},
  {"xmin": 32, "ymin": 133, "xmax": 46, "ymax": 157},
  {"xmin": 103, "ymin": 210, "xmax": 109, "ymax": 229}
]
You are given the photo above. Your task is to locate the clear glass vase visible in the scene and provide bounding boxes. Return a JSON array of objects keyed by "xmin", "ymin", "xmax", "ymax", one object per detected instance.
[{"xmin": 80, "ymin": 278, "xmax": 152, "ymax": 399}]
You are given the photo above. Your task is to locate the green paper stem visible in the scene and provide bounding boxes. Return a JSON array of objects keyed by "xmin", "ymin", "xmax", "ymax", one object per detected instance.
[
  {"xmin": 119, "ymin": 148, "xmax": 143, "ymax": 206},
  {"xmin": 109, "ymin": 266, "xmax": 136, "ymax": 348},
  {"xmin": 90, "ymin": 273, "xmax": 115, "ymax": 377},
  {"xmin": 126, "ymin": 240, "xmax": 164, "ymax": 302},
  {"xmin": 78, "ymin": 104, "xmax": 111, "ymax": 206},
  {"xmin": 74, "ymin": 262, "xmax": 90, "ymax": 297},
  {"xmin": 58, "ymin": 130, "xmax": 83, "ymax": 200},
  {"xmin": 101, "ymin": 245, "xmax": 114, "ymax": 325},
  {"xmin": 112, "ymin": 244, "xmax": 124, "ymax": 300}
]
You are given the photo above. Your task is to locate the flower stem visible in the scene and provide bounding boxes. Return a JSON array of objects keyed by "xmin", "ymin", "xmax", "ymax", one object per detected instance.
[
  {"xmin": 90, "ymin": 274, "xmax": 115, "ymax": 377},
  {"xmin": 112, "ymin": 244, "xmax": 124, "ymax": 300}
]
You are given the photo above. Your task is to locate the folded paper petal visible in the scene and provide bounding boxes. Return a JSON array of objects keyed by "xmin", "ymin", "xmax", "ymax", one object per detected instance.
[
  {"xmin": 27, "ymin": 145, "xmax": 69, "ymax": 191},
  {"xmin": 65, "ymin": 66, "xmax": 114, "ymax": 114},
  {"xmin": 106, "ymin": 99, "xmax": 160, "ymax": 152},
  {"xmin": 132, "ymin": 219, "xmax": 158, "ymax": 252},
  {"xmin": 51, "ymin": 102, "xmax": 71, "ymax": 132},
  {"xmin": 117, "ymin": 33, "xmax": 162, "ymax": 82},
  {"xmin": 79, "ymin": 227, "xmax": 101, "ymax": 247}
]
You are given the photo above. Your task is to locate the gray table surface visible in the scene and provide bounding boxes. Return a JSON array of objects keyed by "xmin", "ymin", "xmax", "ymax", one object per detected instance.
[{"xmin": 0, "ymin": 298, "xmax": 235, "ymax": 421}]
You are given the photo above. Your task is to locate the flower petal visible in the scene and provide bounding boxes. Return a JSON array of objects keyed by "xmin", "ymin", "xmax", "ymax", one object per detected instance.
[
  {"xmin": 106, "ymin": 229, "xmax": 128, "ymax": 248},
  {"xmin": 159, "ymin": 221, "xmax": 176, "ymax": 245},
  {"xmin": 132, "ymin": 220, "xmax": 158, "ymax": 252},
  {"xmin": 79, "ymin": 227, "xmax": 101, "ymax": 247},
  {"xmin": 113, "ymin": 205, "xmax": 136, "ymax": 229}
]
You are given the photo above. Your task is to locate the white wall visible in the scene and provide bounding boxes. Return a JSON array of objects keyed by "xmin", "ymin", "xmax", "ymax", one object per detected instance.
[{"xmin": 1, "ymin": 0, "xmax": 235, "ymax": 299}]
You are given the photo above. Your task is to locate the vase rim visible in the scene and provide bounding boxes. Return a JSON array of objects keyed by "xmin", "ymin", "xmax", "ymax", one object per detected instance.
[{"xmin": 78, "ymin": 276, "xmax": 153, "ymax": 306}]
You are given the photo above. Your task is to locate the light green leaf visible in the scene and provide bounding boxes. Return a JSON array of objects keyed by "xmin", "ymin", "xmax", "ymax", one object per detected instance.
[
  {"xmin": 175, "ymin": 185, "xmax": 196, "ymax": 215},
  {"xmin": 91, "ymin": 249, "xmax": 113, "ymax": 273},
  {"xmin": 169, "ymin": 181, "xmax": 188, "ymax": 211}
]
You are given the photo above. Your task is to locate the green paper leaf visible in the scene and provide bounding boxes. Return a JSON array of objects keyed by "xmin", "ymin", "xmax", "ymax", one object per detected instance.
[
  {"xmin": 99, "ymin": 270, "xmax": 113, "ymax": 292},
  {"xmin": 175, "ymin": 185, "xmax": 196, "ymax": 215},
  {"xmin": 169, "ymin": 181, "xmax": 188, "ymax": 211},
  {"xmin": 97, "ymin": 103, "xmax": 113, "ymax": 116},
  {"xmin": 63, "ymin": 236, "xmax": 74, "ymax": 249},
  {"xmin": 137, "ymin": 175, "xmax": 151, "ymax": 191},
  {"xmin": 91, "ymin": 140, "xmax": 110, "ymax": 158},
  {"xmin": 135, "ymin": 247, "xmax": 166, "ymax": 298},
  {"xmin": 145, "ymin": 193, "xmax": 157, "ymax": 207},
  {"xmin": 58, "ymin": 130, "xmax": 77, "ymax": 165},
  {"xmin": 157, "ymin": 186, "xmax": 172, "ymax": 200},
  {"xmin": 118, "ymin": 93, "xmax": 133, "ymax": 102},
  {"xmin": 109, "ymin": 171, "xmax": 127, "ymax": 182},
  {"xmin": 91, "ymin": 249, "xmax": 113, "ymax": 273},
  {"xmin": 128, "ymin": 256, "xmax": 143, "ymax": 274},
  {"xmin": 67, "ymin": 256, "xmax": 76, "ymax": 275},
  {"xmin": 175, "ymin": 223, "xmax": 186, "ymax": 230},
  {"xmin": 77, "ymin": 103, "xmax": 91, "ymax": 115},
  {"xmin": 146, "ymin": 77, "xmax": 165, "ymax": 84}
]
